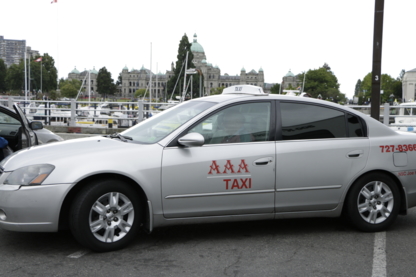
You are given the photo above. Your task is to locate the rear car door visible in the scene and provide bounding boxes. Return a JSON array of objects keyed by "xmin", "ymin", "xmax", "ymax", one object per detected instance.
[{"xmin": 274, "ymin": 101, "xmax": 369, "ymax": 212}]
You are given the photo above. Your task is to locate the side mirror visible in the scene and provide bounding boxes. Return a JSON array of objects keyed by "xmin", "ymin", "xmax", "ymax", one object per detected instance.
[
  {"xmin": 178, "ymin": 133, "xmax": 205, "ymax": 147},
  {"xmin": 30, "ymin": 121, "xmax": 44, "ymax": 130}
]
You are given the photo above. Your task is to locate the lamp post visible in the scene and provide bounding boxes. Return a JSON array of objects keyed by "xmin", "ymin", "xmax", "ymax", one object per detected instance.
[{"xmin": 185, "ymin": 68, "xmax": 198, "ymax": 100}]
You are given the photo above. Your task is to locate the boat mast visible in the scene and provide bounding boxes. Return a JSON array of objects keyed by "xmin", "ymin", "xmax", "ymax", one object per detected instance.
[{"xmin": 182, "ymin": 51, "xmax": 189, "ymax": 102}]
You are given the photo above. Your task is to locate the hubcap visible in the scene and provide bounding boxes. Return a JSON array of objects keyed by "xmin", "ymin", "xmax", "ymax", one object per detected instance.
[
  {"xmin": 89, "ymin": 192, "xmax": 135, "ymax": 243},
  {"xmin": 357, "ymin": 181, "xmax": 394, "ymax": 224}
]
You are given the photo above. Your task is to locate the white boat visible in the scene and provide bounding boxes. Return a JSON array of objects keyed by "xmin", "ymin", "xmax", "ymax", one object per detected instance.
[{"xmin": 389, "ymin": 102, "xmax": 416, "ymax": 132}]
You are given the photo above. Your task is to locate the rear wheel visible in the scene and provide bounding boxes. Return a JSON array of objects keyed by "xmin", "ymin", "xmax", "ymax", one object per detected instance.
[
  {"xmin": 70, "ymin": 179, "xmax": 143, "ymax": 252},
  {"xmin": 346, "ymin": 173, "xmax": 400, "ymax": 232}
]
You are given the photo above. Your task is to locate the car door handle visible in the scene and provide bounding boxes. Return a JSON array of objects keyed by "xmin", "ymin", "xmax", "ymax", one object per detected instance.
[
  {"xmin": 254, "ymin": 157, "xmax": 273, "ymax": 166},
  {"xmin": 348, "ymin": 150, "xmax": 364, "ymax": 158}
]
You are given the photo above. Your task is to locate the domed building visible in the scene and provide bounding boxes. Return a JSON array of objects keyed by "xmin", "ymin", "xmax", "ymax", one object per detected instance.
[
  {"xmin": 281, "ymin": 70, "xmax": 301, "ymax": 90},
  {"xmin": 119, "ymin": 65, "xmax": 171, "ymax": 99},
  {"xmin": 68, "ymin": 33, "xmax": 265, "ymax": 99},
  {"xmin": 190, "ymin": 33, "xmax": 264, "ymax": 94},
  {"xmin": 68, "ymin": 67, "xmax": 99, "ymax": 96},
  {"xmin": 402, "ymin": 69, "xmax": 416, "ymax": 102}
]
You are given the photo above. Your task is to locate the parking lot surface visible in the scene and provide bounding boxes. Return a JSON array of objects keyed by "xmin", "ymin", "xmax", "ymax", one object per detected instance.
[{"xmin": 1, "ymin": 209, "xmax": 416, "ymax": 276}]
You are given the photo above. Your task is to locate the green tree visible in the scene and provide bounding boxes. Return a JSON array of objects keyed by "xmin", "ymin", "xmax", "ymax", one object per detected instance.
[
  {"xmin": 354, "ymin": 79, "xmax": 361, "ymax": 96},
  {"xmin": 31, "ymin": 53, "xmax": 58, "ymax": 93},
  {"xmin": 360, "ymin": 73, "xmax": 402, "ymax": 103},
  {"xmin": 399, "ymin": 69, "xmax": 406, "ymax": 81},
  {"xmin": 167, "ymin": 34, "xmax": 200, "ymax": 99},
  {"xmin": 5, "ymin": 62, "xmax": 24, "ymax": 92},
  {"xmin": 0, "ymin": 59, "xmax": 6, "ymax": 93},
  {"xmin": 116, "ymin": 73, "xmax": 122, "ymax": 86},
  {"xmin": 210, "ymin": 86, "xmax": 224, "ymax": 95},
  {"xmin": 59, "ymin": 78, "xmax": 82, "ymax": 98},
  {"xmin": 270, "ymin": 83, "xmax": 280, "ymax": 94},
  {"xmin": 135, "ymin": 88, "xmax": 146, "ymax": 98},
  {"xmin": 97, "ymin": 67, "xmax": 116, "ymax": 99},
  {"xmin": 297, "ymin": 63, "xmax": 344, "ymax": 100}
]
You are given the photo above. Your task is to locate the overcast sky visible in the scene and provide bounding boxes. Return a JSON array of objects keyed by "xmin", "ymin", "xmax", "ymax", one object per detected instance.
[{"xmin": 2, "ymin": 0, "xmax": 415, "ymax": 98}]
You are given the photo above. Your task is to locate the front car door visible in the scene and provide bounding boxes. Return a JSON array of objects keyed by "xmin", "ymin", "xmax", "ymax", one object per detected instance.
[{"xmin": 161, "ymin": 101, "xmax": 276, "ymax": 218}]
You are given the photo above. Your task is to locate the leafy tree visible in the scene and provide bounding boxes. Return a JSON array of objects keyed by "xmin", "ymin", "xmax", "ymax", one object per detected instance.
[
  {"xmin": 210, "ymin": 86, "xmax": 224, "ymax": 95},
  {"xmin": 116, "ymin": 73, "xmax": 122, "ymax": 86},
  {"xmin": 59, "ymin": 78, "xmax": 82, "ymax": 98},
  {"xmin": 354, "ymin": 79, "xmax": 361, "ymax": 96},
  {"xmin": 0, "ymin": 59, "xmax": 6, "ymax": 93},
  {"xmin": 97, "ymin": 67, "xmax": 116, "ymax": 99},
  {"xmin": 399, "ymin": 69, "xmax": 406, "ymax": 81},
  {"xmin": 31, "ymin": 53, "xmax": 58, "ymax": 93},
  {"xmin": 166, "ymin": 34, "xmax": 200, "ymax": 99},
  {"xmin": 48, "ymin": 90, "xmax": 58, "ymax": 100},
  {"xmin": 297, "ymin": 64, "xmax": 344, "ymax": 100},
  {"xmin": 5, "ymin": 63, "xmax": 24, "ymax": 91},
  {"xmin": 270, "ymin": 83, "xmax": 280, "ymax": 94},
  {"xmin": 359, "ymin": 73, "xmax": 402, "ymax": 103},
  {"xmin": 135, "ymin": 88, "xmax": 146, "ymax": 98}
]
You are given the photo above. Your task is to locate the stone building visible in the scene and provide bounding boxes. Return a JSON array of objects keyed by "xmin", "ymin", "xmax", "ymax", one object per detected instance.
[
  {"xmin": 190, "ymin": 34, "xmax": 264, "ymax": 94},
  {"xmin": 119, "ymin": 65, "xmax": 171, "ymax": 99},
  {"xmin": 402, "ymin": 68, "xmax": 416, "ymax": 102},
  {"xmin": 0, "ymin": 36, "xmax": 39, "ymax": 67},
  {"xmin": 281, "ymin": 70, "xmax": 301, "ymax": 90},
  {"xmin": 68, "ymin": 33, "xmax": 264, "ymax": 98},
  {"xmin": 68, "ymin": 67, "xmax": 98, "ymax": 96}
]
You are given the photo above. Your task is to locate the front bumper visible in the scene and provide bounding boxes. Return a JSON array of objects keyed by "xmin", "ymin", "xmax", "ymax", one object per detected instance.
[{"xmin": 0, "ymin": 183, "xmax": 72, "ymax": 232}]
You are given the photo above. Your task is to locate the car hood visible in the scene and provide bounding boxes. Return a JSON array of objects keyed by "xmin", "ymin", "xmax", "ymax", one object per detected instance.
[{"xmin": 1, "ymin": 136, "xmax": 156, "ymax": 172}]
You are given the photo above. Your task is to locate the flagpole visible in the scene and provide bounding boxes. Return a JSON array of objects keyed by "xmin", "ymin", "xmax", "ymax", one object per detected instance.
[
  {"xmin": 40, "ymin": 60, "xmax": 42, "ymax": 95},
  {"xmin": 29, "ymin": 56, "xmax": 31, "ymax": 98},
  {"xmin": 24, "ymin": 51, "xmax": 27, "ymax": 103}
]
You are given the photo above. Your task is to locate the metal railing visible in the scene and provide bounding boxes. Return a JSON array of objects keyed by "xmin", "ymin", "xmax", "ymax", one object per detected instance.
[
  {"xmin": 348, "ymin": 103, "xmax": 416, "ymax": 128},
  {"xmin": 1, "ymin": 97, "xmax": 178, "ymax": 128}
]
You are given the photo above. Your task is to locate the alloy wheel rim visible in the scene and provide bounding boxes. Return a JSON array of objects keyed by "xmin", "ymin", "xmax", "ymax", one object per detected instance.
[
  {"xmin": 357, "ymin": 181, "xmax": 394, "ymax": 224},
  {"xmin": 89, "ymin": 192, "xmax": 135, "ymax": 243}
]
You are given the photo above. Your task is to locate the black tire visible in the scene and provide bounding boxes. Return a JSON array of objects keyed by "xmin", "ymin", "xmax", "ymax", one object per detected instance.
[
  {"xmin": 346, "ymin": 173, "xmax": 400, "ymax": 232},
  {"xmin": 70, "ymin": 179, "xmax": 143, "ymax": 252}
]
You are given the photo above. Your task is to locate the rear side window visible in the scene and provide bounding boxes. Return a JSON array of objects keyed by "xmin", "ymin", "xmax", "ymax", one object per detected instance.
[
  {"xmin": 347, "ymin": 114, "xmax": 365, "ymax": 137},
  {"xmin": 280, "ymin": 102, "xmax": 365, "ymax": 140}
]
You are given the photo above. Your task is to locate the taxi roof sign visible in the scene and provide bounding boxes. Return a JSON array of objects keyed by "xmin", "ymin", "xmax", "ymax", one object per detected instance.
[{"xmin": 222, "ymin": 85, "xmax": 268, "ymax": 96}]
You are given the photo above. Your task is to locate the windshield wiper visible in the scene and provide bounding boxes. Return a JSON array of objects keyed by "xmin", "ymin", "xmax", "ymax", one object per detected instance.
[{"xmin": 108, "ymin": 133, "xmax": 132, "ymax": 142}]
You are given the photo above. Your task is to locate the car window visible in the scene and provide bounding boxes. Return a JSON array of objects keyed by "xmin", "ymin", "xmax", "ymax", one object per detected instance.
[
  {"xmin": 0, "ymin": 112, "xmax": 20, "ymax": 125},
  {"xmin": 122, "ymin": 101, "xmax": 216, "ymax": 144},
  {"xmin": 347, "ymin": 114, "xmax": 366, "ymax": 137},
  {"xmin": 188, "ymin": 102, "xmax": 271, "ymax": 144},
  {"xmin": 280, "ymin": 102, "xmax": 347, "ymax": 140}
]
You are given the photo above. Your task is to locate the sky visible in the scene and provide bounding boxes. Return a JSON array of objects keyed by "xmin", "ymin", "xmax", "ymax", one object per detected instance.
[{"xmin": 1, "ymin": 0, "xmax": 415, "ymax": 99}]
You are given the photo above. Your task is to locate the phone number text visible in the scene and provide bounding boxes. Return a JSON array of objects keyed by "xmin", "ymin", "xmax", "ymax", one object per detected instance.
[{"xmin": 379, "ymin": 145, "xmax": 416, "ymax": 153}]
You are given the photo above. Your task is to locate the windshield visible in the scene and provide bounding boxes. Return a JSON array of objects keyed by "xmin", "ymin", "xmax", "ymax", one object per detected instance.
[{"xmin": 122, "ymin": 101, "xmax": 216, "ymax": 143}]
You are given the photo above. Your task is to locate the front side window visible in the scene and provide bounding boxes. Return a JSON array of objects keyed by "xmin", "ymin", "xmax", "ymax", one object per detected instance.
[
  {"xmin": 280, "ymin": 102, "xmax": 346, "ymax": 140},
  {"xmin": 188, "ymin": 102, "xmax": 271, "ymax": 144}
]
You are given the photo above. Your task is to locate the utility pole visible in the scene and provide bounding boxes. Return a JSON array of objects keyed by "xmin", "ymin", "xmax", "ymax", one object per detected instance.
[{"xmin": 370, "ymin": 0, "xmax": 384, "ymax": 120}]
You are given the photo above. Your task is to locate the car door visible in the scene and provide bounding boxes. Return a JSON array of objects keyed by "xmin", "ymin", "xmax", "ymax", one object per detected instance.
[
  {"xmin": 274, "ymin": 101, "xmax": 369, "ymax": 212},
  {"xmin": 161, "ymin": 101, "xmax": 276, "ymax": 218},
  {"xmin": 13, "ymin": 103, "xmax": 37, "ymax": 148}
]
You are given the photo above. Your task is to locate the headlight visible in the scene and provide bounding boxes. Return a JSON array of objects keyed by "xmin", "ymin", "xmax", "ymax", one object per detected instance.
[{"xmin": 4, "ymin": 164, "xmax": 55, "ymax": 186}]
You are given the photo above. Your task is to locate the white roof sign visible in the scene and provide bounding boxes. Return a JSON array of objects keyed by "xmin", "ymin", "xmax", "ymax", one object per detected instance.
[{"xmin": 222, "ymin": 85, "xmax": 268, "ymax": 95}]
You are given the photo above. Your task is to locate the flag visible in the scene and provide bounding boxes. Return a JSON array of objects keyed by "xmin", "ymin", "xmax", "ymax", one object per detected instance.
[
  {"xmin": 51, "ymin": 0, "xmax": 57, "ymax": 3},
  {"xmin": 35, "ymin": 57, "xmax": 42, "ymax": 62}
]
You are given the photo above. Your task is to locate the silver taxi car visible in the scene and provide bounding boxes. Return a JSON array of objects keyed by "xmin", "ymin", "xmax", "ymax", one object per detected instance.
[{"xmin": 0, "ymin": 85, "xmax": 415, "ymax": 252}]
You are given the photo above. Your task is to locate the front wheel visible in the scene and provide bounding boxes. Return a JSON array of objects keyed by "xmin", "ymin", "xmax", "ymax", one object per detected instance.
[
  {"xmin": 346, "ymin": 173, "xmax": 400, "ymax": 232},
  {"xmin": 70, "ymin": 179, "xmax": 143, "ymax": 252}
]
